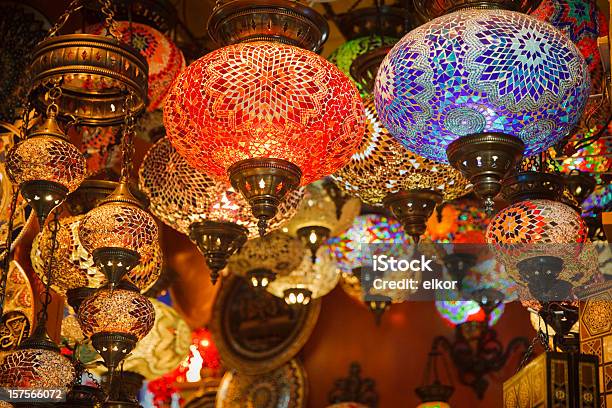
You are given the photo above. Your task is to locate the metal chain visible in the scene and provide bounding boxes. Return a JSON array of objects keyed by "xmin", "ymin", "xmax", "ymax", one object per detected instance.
[
  {"xmin": 45, "ymin": 0, "xmax": 84, "ymax": 40},
  {"xmin": 98, "ymin": 0, "xmax": 122, "ymax": 40},
  {"xmin": 515, "ymin": 334, "xmax": 539, "ymax": 373},
  {"xmin": 121, "ymin": 91, "xmax": 137, "ymax": 181},
  {"xmin": 0, "ymin": 188, "xmax": 21, "ymax": 317},
  {"xmin": 46, "ymin": 83, "xmax": 62, "ymax": 117},
  {"xmin": 37, "ymin": 209, "xmax": 61, "ymax": 328}
]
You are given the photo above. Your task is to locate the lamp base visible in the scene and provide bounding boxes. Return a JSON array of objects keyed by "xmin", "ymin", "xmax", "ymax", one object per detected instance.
[
  {"xmin": 91, "ymin": 332, "xmax": 138, "ymax": 372},
  {"xmin": 447, "ymin": 133, "xmax": 525, "ymax": 213},
  {"xmin": 189, "ymin": 220, "xmax": 249, "ymax": 284},
  {"xmin": 92, "ymin": 247, "xmax": 141, "ymax": 288},
  {"xmin": 296, "ymin": 225, "xmax": 331, "ymax": 263},
  {"xmin": 20, "ymin": 180, "xmax": 69, "ymax": 226},
  {"xmin": 367, "ymin": 296, "xmax": 392, "ymax": 326},
  {"xmin": 383, "ymin": 189, "xmax": 443, "ymax": 243},
  {"xmin": 517, "ymin": 256, "xmax": 572, "ymax": 301},
  {"xmin": 228, "ymin": 158, "xmax": 302, "ymax": 236}
]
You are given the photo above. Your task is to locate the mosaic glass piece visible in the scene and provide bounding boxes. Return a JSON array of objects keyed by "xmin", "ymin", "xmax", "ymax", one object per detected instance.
[
  {"xmin": 583, "ymin": 183, "xmax": 612, "ymax": 216},
  {"xmin": 435, "ymin": 299, "xmax": 504, "ymax": 327},
  {"xmin": 139, "ymin": 138, "xmax": 304, "ymax": 239},
  {"xmin": 164, "ymin": 41, "xmax": 365, "ymax": 185},
  {"xmin": 79, "ymin": 126, "xmax": 121, "ymax": 177},
  {"xmin": 374, "ymin": 9, "xmax": 590, "ymax": 163},
  {"xmin": 0, "ymin": 348, "xmax": 75, "ymax": 391},
  {"xmin": 89, "ymin": 21, "xmax": 185, "ymax": 111},
  {"xmin": 425, "ymin": 198, "xmax": 489, "ymax": 243},
  {"xmin": 77, "ymin": 287, "xmax": 155, "ymax": 340},
  {"xmin": 333, "ymin": 97, "xmax": 471, "ymax": 205}
]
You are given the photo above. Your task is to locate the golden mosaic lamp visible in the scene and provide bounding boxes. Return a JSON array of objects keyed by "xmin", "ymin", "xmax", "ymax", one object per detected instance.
[
  {"xmin": 138, "ymin": 138, "xmax": 304, "ymax": 284},
  {"xmin": 266, "ymin": 246, "xmax": 340, "ymax": 305},
  {"xmin": 121, "ymin": 299, "xmax": 191, "ymax": 380},
  {"xmin": 6, "ymin": 110, "xmax": 86, "ymax": 225},
  {"xmin": 282, "ymin": 180, "xmax": 360, "ymax": 262},
  {"xmin": 77, "ymin": 282, "xmax": 155, "ymax": 374},
  {"xmin": 227, "ymin": 231, "xmax": 305, "ymax": 288},
  {"xmin": 332, "ymin": 97, "xmax": 471, "ymax": 241},
  {"xmin": 31, "ymin": 214, "xmax": 162, "ymax": 295}
]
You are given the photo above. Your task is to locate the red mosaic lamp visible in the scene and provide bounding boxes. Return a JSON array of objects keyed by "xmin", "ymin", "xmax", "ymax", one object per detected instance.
[{"xmin": 164, "ymin": 0, "xmax": 365, "ymax": 235}]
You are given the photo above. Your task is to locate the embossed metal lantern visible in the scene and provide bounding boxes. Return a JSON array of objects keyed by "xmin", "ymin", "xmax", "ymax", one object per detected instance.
[
  {"xmin": 88, "ymin": 21, "xmax": 185, "ymax": 111},
  {"xmin": 77, "ymin": 283, "xmax": 155, "ymax": 373},
  {"xmin": 139, "ymin": 138, "xmax": 304, "ymax": 283},
  {"xmin": 281, "ymin": 180, "xmax": 359, "ymax": 262},
  {"xmin": 227, "ymin": 231, "xmax": 305, "ymax": 288},
  {"xmin": 332, "ymin": 97, "xmax": 471, "ymax": 241},
  {"xmin": 79, "ymin": 181, "xmax": 159, "ymax": 289},
  {"xmin": 6, "ymin": 111, "xmax": 86, "ymax": 225},
  {"xmin": 31, "ymin": 215, "xmax": 162, "ymax": 295},
  {"xmin": 374, "ymin": 3, "xmax": 590, "ymax": 208},
  {"xmin": 164, "ymin": 41, "xmax": 366, "ymax": 234},
  {"xmin": 122, "ymin": 299, "xmax": 191, "ymax": 379},
  {"xmin": 267, "ymin": 246, "xmax": 340, "ymax": 305}
]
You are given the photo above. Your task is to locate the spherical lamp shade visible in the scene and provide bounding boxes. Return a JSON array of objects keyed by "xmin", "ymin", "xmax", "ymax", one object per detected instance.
[
  {"xmin": 425, "ymin": 199, "xmax": 489, "ymax": 243},
  {"xmin": 164, "ymin": 41, "xmax": 365, "ymax": 233},
  {"xmin": 31, "ymin": 215, "xmax": 162, "ymax": 295},
  {"xmin": 531, "ymin": 0, "xmax": 604, "ymax": 74},
  {"xmin": 374, "ymin": 8, "xmax": 589, "ymax": 205},
  {"xmin": 266, "ymin": 246, "xmax": 340, "ymax": 303},
  {"xmin": 328, "ymin": 36, "xmax": 396, "ymax": 96},
  {"xmin": 77, "ymin": 287, "xmax": 155, "ymax": 341},
  {"xmin": 0, "ymin": 348, "xmax": 75, "ymax": 391},
  {"xmin": 89, "ymin": 21, "xmax": 185, "ymax": 111},
  {"xmin": 139, "ymin": 138, "xmax": 303, "ymax": 238},
  {"xmin": 122, "ymin": 299, "xmax": 191, "ymax": 380},
  {"xmin": 435, "ymin": 299, "xmax": 504, "ymax": 327},
  {"xmin": 227, "ymin": 231, "xmax": 305, "ymax": 288}
]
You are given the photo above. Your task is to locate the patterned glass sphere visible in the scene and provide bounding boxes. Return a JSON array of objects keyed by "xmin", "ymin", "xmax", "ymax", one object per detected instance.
[
  {"xmin": 89, "ymin": 21, "xmax": 185, "ymax": 111},
  {"xmin": 374, "ymin": 8, "xmax": 590, "ymax": 163},
  {"xmin": 426, "ymin": 199, "xmax": 489, "ymax": 243},
  {"xmin": 77, "ymin": 287, "xmax": 155, "ymax": 340},
  {"xmin": 328, "ymin": 36, "xmax": 396, "ymax": 95},
  {"xmin": 164, "ymin": 41, "xmax": 366, "ymax": 185},
  {"xmin": 7, "ymin": 134, "xmax": 86, "ymax": 192},
  {"xmin": 31, "ymin": 215, "xmax": 163, "ymax": 294},
  {"xmin": 79, "ymin": 200, "xmax": 159, "ymax": 260},
  {"xmin": 0, "ymin": 348, "xmax": 75, "ymax": 391},
  {"xmin": 139, "ymin": 138, "xmax": 304, "ymax": 238},
  {"xmin": 266, "ymin": 246, "xmax": 340, "ymax": 300},
  {"xmin": 332, "ymin": 97, "xmax": 471, "ymax": 205},
  {"xmin": 227, "ymin": 231, "xmax": 305, "ymax": 278},
  {"xmin": 583, "ymin": 183, "xmax": 612, "ymax": 216},
  {"xmin": 531, "ymin": 0, "xmax": 604, "ymax": 73},
  {"xmin": 122, "ymin": 299, "xmax": 191, "ymax": 379},
  {"xmin": 328, "ymin": 214, "xmax": 410, "ymax": 272},
  {"xmin": 435, "ymin": 299, "xmax": 504, "ymax": 327}
]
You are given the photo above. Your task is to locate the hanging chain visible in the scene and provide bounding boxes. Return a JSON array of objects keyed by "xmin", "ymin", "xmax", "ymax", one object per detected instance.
[
  {"xmin": 37, "ymin": 209, "xmax": 61, "ymax": 328},
  {"xmin": 46, "ymin": 82, "xmax": 62, "ymax": 118},
  {"xmin": 516, "ymin": 312, "xmax": 552, "ymax": 373},
  {"xmin": 98, "ymin": 0, "xmax": 122, "ymax": 41},
  {"xmin": 120, "ymin": 91, "xmax": 137, "ymax": 181},
  {"xmin": 45, "ymin": 0, "xmax": 84, "ymax": 40},
  {"xmin": 0, "ymin": 188, "xmax": 22, "ymax": 317}
]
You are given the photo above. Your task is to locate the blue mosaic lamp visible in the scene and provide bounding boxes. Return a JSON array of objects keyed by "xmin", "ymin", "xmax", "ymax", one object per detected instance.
[{"xmin": 374, "ymin": 0, "xmax": 590, "ymax": 210}]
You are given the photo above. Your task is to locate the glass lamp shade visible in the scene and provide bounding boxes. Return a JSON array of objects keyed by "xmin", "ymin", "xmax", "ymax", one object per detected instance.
[
  {"xmin": 164, "ymin": 41, "xmax": 365, "ymax": 185},
  {"xmin": 0, "ymin": 348, "xmax": 75, "ymax": 391},
  {"xmin": 328, "ymin": 214, "xmax": 411, "ymax": 273},
  {"xmin": 121, "ymin": 299, "xmax": 191, "ymax": 380},
  {"xmin": 31, "ymin": 215, "xmax": 163, "ymax": 295},
  {"xmin": 426, "ymin": 199, "xmax": 489, "ymax": 243},
  {"xmin": 77, "ymin": 287, "xmax": 155, "ymax": 340},
  {"xmin": 266, "ymin": 247, "xmax": 340, "ymax": 301},
  {"xmin": 328, "ymin": 36, "xmax": 397, "ymax": 96},
  {"xmin": 583, "ymin": 183, "xmax": 612, "ymax": 217},
  {"xmin": 138, "ymin": 138, "xmax": 304, "ymax": 238},
  {"xmin": 435, "ymin": 299, "xmax": 504, "ymax": 327},
  {"xmin": 531, "ymin": 0, "xmax": 604, "ymax": 74},
  {"xmin": 89, "ymin": 21, "xmax": 185, "ymax": 111},
  {"xmin": 332, "ymin": 97, "xmax": 471, "ymax": 205},
  {"xmin": 417, "ymin": 403, "xmax": 451, "ymax": 408},
  {"xmin": 374, "ymin": 8, "xmax": 590, "ymax": 163},
  {"xmin": 227, "ymin": 231, "xmax": 305, "ymax": 281}
]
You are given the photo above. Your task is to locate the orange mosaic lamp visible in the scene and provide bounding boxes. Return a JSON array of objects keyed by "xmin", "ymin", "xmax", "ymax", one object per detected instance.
[{"xmin": 139, "ymin": 138, "xmax": 304, "ymax": 284}]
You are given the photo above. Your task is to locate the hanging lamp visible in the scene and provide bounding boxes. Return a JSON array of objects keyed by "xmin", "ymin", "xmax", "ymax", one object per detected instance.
[
  {"xmin": 164, "ymin": 0, "xmax": 365, "ymax": 235},
  {"xmin": 139, "ymin": 137, "xmax": 304, "ymax": 283},
  {"xmin": 415, "ymin": 350, "xmax": 454, "ymax": 408},
  {"xmin": 374, "ymin": 0, "xmax": 590, "ymax": 211},
  {"xmin": 332, "ymin": 97, "xmax": 470, "ymax": 242}
]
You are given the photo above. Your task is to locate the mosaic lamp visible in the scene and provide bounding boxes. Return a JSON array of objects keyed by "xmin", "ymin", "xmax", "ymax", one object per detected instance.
[
  {"xmin": 165, "ymin": 4, "xmax": 365, "ymax": 234},
  {"xmin": 77, "ymin": 282, "xmax": 155, "ymax": 379},
  {"xmin": 139, "ymin": 137, "xmax": 304, "ymax": 284},
  {"xmin": 6, "ymin": 106, "xmax": 86, "ymax": 226},
  {"xmin": 227, "ymin": 231, "xmax": 305, "ymax": 288},
  {"xmin": 332, "ymin": 97, "xmax": 470, "ymax": 242},
  {"xmin": 416, "ymin": 351, "xmax": 454, "ymax": 408},
  {"xmin": 281, "ymin": 180, "xmax": 359, "ymax": 262},
  {"xmin": 435, "ymin": 299, "xmax": 504, "ymax": 328},
  {"xmin": 88, "ymin": 21, "xmax": 185, "ymax": 112},
  {"xmin": 374, "ymin": 0, "xmax": 590, "ymax": 210},
  {"xmin": 267, "ymin": 246, "xmax": 340, "ymax": 305}
]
